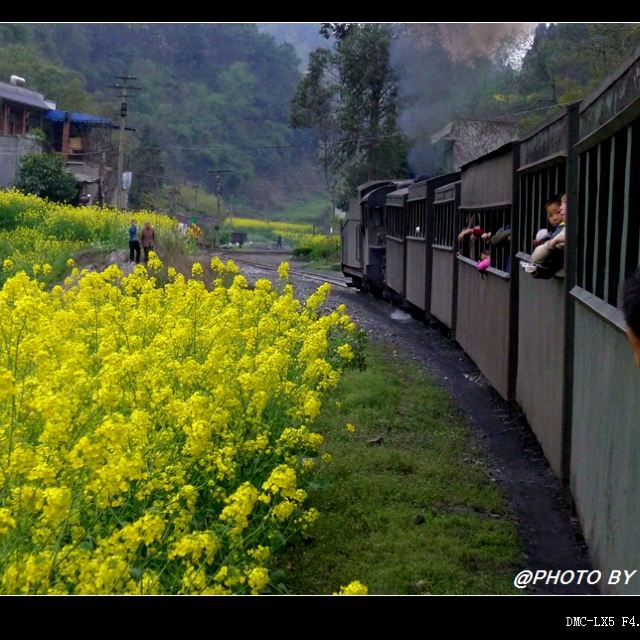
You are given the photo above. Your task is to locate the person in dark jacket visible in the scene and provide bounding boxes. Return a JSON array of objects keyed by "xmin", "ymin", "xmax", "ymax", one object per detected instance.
[{"xmin": 129, "ymin": 219, "xmax": 141, "ymax": 264}]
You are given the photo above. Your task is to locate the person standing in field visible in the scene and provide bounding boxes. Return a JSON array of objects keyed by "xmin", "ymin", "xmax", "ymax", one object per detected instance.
[
  {"xmin": 140, "ymin": 221, "xmax": 157, "ymax": 263},
  {"xmin": 129, "ymin": 219, "xmax": 141, "ymax": 264}
]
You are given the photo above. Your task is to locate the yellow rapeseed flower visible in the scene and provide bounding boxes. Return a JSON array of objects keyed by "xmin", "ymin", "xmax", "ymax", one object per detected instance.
[
  {"xmin": 0, "ymin": 210, "xmax": 359, "ymax": 594},
  {"xmin": 277, "ymin": 262, "xmax": 290, "ymax": 280},
  {"xmin": 335, "ymin": 580, "xmax": 369, "ymax": 595}
]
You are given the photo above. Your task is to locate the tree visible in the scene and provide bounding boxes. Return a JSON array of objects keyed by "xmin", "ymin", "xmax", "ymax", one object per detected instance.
[
  {"xmin": 16, "ymin": 153, "xmax": 78, "ymax": 203},
  {"xmin": 291, "ymin": 23, "xmax": 409, "ymax": 208},
  {"xmin": 519, "ymin": 23, "xmax": 640, "ymax": 110},
  {"xmin": 291, "ymin": 48, "xmax": 340, "ymax": 215},
  {"xmin": 128, "ymin": 126, "xmax": 165, "ymax": 210}
]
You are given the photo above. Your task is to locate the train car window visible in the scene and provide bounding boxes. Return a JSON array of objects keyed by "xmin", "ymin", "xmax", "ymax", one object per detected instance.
[
  {"xmin": 433, "ymin": 200, "xmax": 455, "ymax": 248},
  {"xmin": 623, "ymin": 122, "xmax": 640, "ymax": 301},
  {"xmin": 407, "ymin": 200, "xmax": 425, "ymax": 238},
  {"xmin": 386, "ymin": 207, "xmax": 397, "ymax": 238},
  {"xmin": 459, "ymin": 207, "xmax": 513, "ymax": 273},
  {"xmin": 578, "ymin": 120, "xmax": 640, "ymax": 308},
  {"xmin": 518, "ymin": 162, "xmax": 566, "ymax": 259}
]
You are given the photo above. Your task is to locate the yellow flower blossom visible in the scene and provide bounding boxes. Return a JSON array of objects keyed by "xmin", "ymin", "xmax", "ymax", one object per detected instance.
[
  {"xmin": 277, "ymin": 262, "xmax": 290, "ymax": 280},
  {"xmin": 147, "ymin": 251, "xmax": 162, "ymax": 271},
  {"xmin": 0, "ymin": 192, "xmax": 359, "ymax": 594},
  {"xmin": 335, "ymin": 580, "xmax": 369, "ymax": 595},
  {"xmin": 248, "ymin": 567, "xmax": 270, "ymax": 594},
  {"xmin": 0, "ymin": 509, "xmax": 16, "ymax": 536},
  {"xmin": 337, "ymin": 344, "xmax": 354, "ymax": 360}
]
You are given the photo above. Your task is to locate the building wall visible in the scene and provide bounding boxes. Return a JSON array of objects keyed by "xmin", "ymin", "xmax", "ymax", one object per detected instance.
[
  {"xmin": 451, "ymin": 121, "xmax": 518, "ymax": 171},
  {"xmin": 0, "ymin": 135, "xmax": 42, "ymax": 187}
]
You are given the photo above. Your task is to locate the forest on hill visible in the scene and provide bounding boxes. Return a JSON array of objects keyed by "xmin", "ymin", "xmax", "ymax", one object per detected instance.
[
  {"xmin": 2, "ymin": 23, "xmax": 640, "ymax": 218},
  {"xmin": 0, "ymin": 23, "xmax": 323, "ymax": 215}
]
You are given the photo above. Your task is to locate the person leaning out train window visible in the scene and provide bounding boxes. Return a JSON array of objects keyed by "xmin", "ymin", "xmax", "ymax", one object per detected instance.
[
  {"xmin": 549, "ymin": 193, "xmax": 567, "ymax": 249},
  {"xmin": 475, "ymin": 249, "xmax": 491, "ymax": 274},
  {"xmin": 533, "ymin": 195, "xmax": 563, "ymax": 248},
  {"xmin": 489, "ymin": 224, "xmax": 511, "ymax": 273},
  {"xmin": 529, "ymin": 193, "xmax": 566, "ymax": 279},
  {"xmin": 457, "ymin": 214, "xmax": 485, "ymax": 262},
  {"xmin": 457, "ymin": 215, "xmax": 485, "ymax": 243},
  {"xmin": 623, "ymin": 269, "xmax": 640, "ymax": 368}
]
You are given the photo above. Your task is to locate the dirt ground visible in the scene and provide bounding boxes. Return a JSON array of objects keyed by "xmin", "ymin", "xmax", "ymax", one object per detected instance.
[{"xmin": 228, "ymin": 250, "xmax": 597, "ymax": 595}]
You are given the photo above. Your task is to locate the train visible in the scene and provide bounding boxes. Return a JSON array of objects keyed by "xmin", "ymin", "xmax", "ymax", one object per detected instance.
[{"xmin": 340, "ymin": 48, "xmax": 640, "ymax": 594}]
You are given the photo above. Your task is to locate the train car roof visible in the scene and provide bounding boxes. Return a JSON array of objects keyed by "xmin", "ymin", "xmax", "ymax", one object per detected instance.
[
  {"xmin": 356, "ymin": 180, "xmax": 395, "ymax": 197},
  {"xmin": 386, "ymin": 186, "xmax": 410, "ymax": 199},
  {"xmin": 459, "ymin": 140, "xmax": 518, "ymax": 171},
  {"xmin": 360, "ymin": 183, "xmax": 398, "ymax": 206}
]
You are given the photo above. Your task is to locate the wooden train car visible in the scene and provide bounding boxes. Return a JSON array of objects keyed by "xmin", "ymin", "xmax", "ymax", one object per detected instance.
[
  {"xmin": 339, "ymin": 47, "xmax": 640, "ymax": 593},
  {"xmin": 515, "ymin": 105, "xmax": 576, "ymax": 478},
  {"xmin": 568, "ymin": 51, "xmax": 640, "ymax": 593},
  {"xmin": 455, "ymin": 142, "xmax": 519, "ymax": 401}
]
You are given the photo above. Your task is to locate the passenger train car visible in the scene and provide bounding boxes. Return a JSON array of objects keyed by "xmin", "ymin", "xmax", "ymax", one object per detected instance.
[{"xmin": 340, "ymin": 49, "xmax": 640, "ymax": 593}]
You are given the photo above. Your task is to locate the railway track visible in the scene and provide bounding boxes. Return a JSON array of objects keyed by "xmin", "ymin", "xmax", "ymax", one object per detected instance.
[{"xmin": 219, "ymin": 252, "xmax": 348, "ymax": 289}]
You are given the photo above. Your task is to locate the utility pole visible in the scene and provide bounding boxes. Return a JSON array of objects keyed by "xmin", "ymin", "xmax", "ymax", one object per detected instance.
[
  {"xmin": 98, "ymin": 151, "xmax": 106, "ymax": 207},
  {"xmin": 109, "ymin": 75, "xmax": 141, "ymax": 209},
  {"xmin": 192, "ymin": 183, "xmax": 200, "ymax": 218},
  {"xmin": 207, "ymin": 169, "xmax": 232, "ymax": 214},
  {"xmin": 168, "ymin": 185, "xmax": 179, "ymax": 216},
  {"xmin": 216, "ymin": 174, "xmax": 221, "ymax": 218},
  {"xmin": 207, "ymin": 169, "xmax": 232, "ymax": 249}
]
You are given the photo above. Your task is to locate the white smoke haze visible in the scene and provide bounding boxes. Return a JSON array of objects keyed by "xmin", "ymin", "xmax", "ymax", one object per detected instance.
[
  {"xmin": 391, "ymin": 23, "xmax": 536, "ymax": 174},
  {"xmin": 419, "ymin": 23, "xmax": 534, "ymax": 62}
]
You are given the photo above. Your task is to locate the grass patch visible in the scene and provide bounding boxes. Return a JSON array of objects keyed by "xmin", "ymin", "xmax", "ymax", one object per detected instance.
[
  {"xmin": 299, "ymin": 260, "xmax": 343, "ymax": 272},
  {"xmin": 272, "ymin": 197, "xmax": 332, "ymax": 225},
  {"xmin": 282, "ymin": 342, "xmax": 523, "ymax": 594}
]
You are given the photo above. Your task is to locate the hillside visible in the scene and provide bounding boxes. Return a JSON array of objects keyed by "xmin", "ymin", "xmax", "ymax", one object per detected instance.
[{"xmin": 0, "ymin": 23, "xmax": 326, "ymax": 214}]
